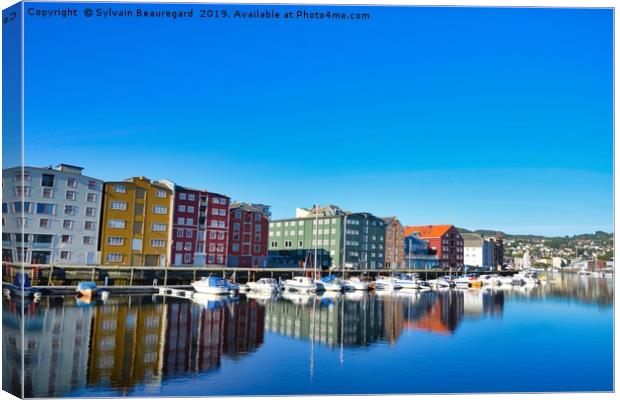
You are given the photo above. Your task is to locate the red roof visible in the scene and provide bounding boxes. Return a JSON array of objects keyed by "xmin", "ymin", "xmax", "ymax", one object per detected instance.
[{"xmin": 404, "ymin": 224, "xmax": 453, "ymax": 239}]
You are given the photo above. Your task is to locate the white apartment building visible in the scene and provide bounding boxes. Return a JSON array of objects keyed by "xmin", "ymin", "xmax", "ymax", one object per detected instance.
[
  {"xmin": 2, "ymin": 164, "xmax": 103, "ymax": 265},
  {"xmin": 462, "ymin": 232, "xmax": 496, "ymax": 269}
]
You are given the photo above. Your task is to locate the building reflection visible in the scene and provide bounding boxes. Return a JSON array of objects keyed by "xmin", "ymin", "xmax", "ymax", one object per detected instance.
[
  {"xmin": 265, "ymin": 289, "xmax": 506, "ymax": 346},
  {"xmin": 2, "ymin": 297, "xmax": 93, "ymax": 398},
  {"xmin": 2, "ymin": 295, "xmax": 265, "ymax": 397}
]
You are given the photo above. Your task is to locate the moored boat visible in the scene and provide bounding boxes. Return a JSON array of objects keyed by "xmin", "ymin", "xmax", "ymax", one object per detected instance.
[
  {"xmin": 283, "ymin": 276, "xmax": 318, "ymax": 293},
  {"xmin": 320, "ymin": 275, "xmax": 345, "ymax": 292},
  {"xmin": 343, "ymin": 277, "xmax": 370, "ymax": 291},
  {"xmin": 7, "ymin": 272, "xmax": 41, "ymax": 298},
  {"xmin": 76, "ymin": 281, "xmax": 98, "ymax": 298},
  {"xmin": 374, "ymin": 276, "xmax": 402, "ymax": 291},
  {"xmin": 191, "ymin": 276, "xmax": 230, "ymax": 295},
  {"xmin": 393, "ymin": 273, "xmax": 421, "ymax": 290},
  {"xmin": 247, "ymin": 278, "xmax": 279, "ymax": 293}
]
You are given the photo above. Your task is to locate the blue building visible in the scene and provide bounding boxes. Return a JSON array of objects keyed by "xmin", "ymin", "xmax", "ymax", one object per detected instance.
[{"xmin": 404, "ymin": 234, "xmax": 440, "ymax": 269}]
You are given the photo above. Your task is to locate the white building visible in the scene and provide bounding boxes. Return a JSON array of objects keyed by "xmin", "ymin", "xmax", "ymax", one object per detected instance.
[
  {"xmin": 462, "ymin": 233, "xmax": 496, "ymax": 269},
  {"xmin": 2, "ymin": 164, "xmax": 103, "ymax": 265}
]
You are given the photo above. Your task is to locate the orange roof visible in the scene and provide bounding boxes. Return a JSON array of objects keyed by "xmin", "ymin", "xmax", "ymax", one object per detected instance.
[{"xmin": 404, "ymin": 224, "xmax": 453, "ymax": 238}]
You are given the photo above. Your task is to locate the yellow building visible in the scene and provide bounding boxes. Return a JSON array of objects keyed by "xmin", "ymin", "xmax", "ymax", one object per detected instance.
[{"xmin": 100, "ymin": 177, "xmax": 173, "ymax": 266}]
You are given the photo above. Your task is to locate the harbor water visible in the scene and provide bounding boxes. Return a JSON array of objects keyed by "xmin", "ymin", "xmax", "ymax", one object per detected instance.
[{"xmin": 2, "ymin": 273, "xmax": 613, "ymax": 397}]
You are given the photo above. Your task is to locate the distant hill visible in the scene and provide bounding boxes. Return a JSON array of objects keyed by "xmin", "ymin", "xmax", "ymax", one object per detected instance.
[{"xmin": 456, "ymin": 228, "xmax": 613, "ymax": 241}]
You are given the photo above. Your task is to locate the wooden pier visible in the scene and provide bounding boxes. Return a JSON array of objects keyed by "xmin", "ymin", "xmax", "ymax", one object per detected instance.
[{"xmin": 2, "ymin": 262, "xmax": 515, "ymax": 289}]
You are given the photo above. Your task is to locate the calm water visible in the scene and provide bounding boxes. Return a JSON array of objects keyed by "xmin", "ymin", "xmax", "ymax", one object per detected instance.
[{"xmin": 3, "ymin": 273, "xmax": 614, "ymax": 397}]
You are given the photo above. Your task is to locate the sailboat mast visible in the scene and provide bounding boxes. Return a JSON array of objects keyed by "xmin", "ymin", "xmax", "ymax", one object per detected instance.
[{"xmin": 314, "ymin": 204, "xmax": 319, "ymax": 280}]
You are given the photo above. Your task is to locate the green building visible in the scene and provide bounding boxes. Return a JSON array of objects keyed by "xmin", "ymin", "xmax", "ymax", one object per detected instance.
[{"xmin": 268, "ymin": 205, "xmax": 386, "ymax": 270}]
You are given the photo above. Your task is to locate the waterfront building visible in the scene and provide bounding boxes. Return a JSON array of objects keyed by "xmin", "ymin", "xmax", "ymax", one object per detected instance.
[
  {"xmin": 403, "ymin": 233, "xmax": 440, "ymax": 269},
  {"xmin": 268, "ymin": 205, "xmax": 385, "ymax": 270},
  {"xmin": 99, "ymin": 177, "xmax": 173, "ymax": 266},
  {"xmin": 490, "ymin": 232, "xmax": 505, "ymax": 268},
  {"xmin": 2, "ymin": 164, "xmax": 103, "ymax": 265},
  {"xmin": 462, "ymin": 233, "xmax": 496, "ymax": 269},
  {"xmin": 157, "ymin": 180, "xmax": 230, "ymax": 266},
  {"xmin": 382, "ymin": 217, "xmax": 405, "ymax": 268},
  {"xmin": 227, "ymin": 202, "xmax": 270, "ymax": 268},
  {"xmin": 403, "ymin": 225, "xmax": 463, "ymax": 269}
]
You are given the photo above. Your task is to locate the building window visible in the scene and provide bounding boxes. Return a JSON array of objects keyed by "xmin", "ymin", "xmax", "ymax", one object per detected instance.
[
  {"xmin": 84, "ymin": 207, "xmax": 96, "ymax": 217},
  {"xmin": 42, "ymin": 188, "xmax": 53, "ymax": 198},
  {"xmin": 177, "ymin": 229, "xmax": 184, "ymax": 238},
  {"xmin": 179, "ymin": 193, "xmax": 187, "ymax": 200},
  {"xmin": 152, "ymin": 223, "xmax": 166, "ymax": 232},
  {"xmin": 184, "ymin": 242, "xmax": 192, "ymax": 251},
  {"xmin": 151, "ymin": 240, "xmax": 165, "ymax": 248},
  {"xmin": 86, "ymin": 193, "xmax": 97, "ymax": 203},
  {"xmin": 186, "ymin": 229, "xmax": 193, "ymax": 238},
  {"xmin": 187, "ymin": 206, "xmax": 194, "ymax": 213},
  {"xmin": 84, "ymin": 221, "xmax": 95, "ymax": 230},
  {"xmin": 63, "ymin": 220, "xmax": 73, "ymax": 229},
  {"xmin": 217, "ymin": 232, "xmax": 225, "ymax": 240},
  {"xmin": 65, "ymin": 190, "xmax": 76, "ymax": 200},
  {"xmin": 67, "ymin": 178, "xmax": 77, "ymax": 188},
  {"xmin": 254, "ymin": 245, "xmax": 261, "ymax": 253},
  {"xmin": 177, "ymin": 217, "xmax": 185, "ymax": 225},
  {"xmin": 156, "ymin": 190, "xmax": 167, "ymax": 198},
  {"xmin": 64, "ymin": 205, "xmax": 78, "ymax": 215},
  {"xmin": 35, "ymin": 203, "xmax": 55, "ymax": 215},
  {"xmin": 39, "ymin": 219, "xmax": 50, "ymax": 228},
  {"xmin": 179, "ymin": 205, "xmax": 186, "ymax": 212},
  {"xmin": 188, "ymin": 194, "xmax": 195, "ymax": 201},
  {"xmin": 232, "ymin": 244, "xmax": 240, "ymax": 252},
  {"xmin": 187, "ymin": 218, "xmax": 194, "ymax": 225},
  {"xmin": 61, "ymin": 235, "xmax": 72, "ymax": 244},
  {"xmin": 209, "ymin": 244, "xmax": 216, "ymax": 252},
  {"xmin": 106, "ymin": 253, "xmax": 123, "ymax": 262},
  {"xmin": 153, "ymin": 206, "xmax": 168, "ymax": 215},
  {"xmin": 83, "ymin": 236, "xmax": 94, "ymax": 245},
  {"xmin": 108, "ymin": 219, "xmax": 125, "ymax": 228},
  {"xmin": 111, "ymin": 201, "xmax": 127, "ymax": 210},
  {"xmin": 41, "ymin": 174, "xmax": 55, "ymax": 187},
  {"xmin": 60, "ymin": 251, "xmax": 70, "ymax": 260},
  {"xmin": 208, "ymin": 255, "xmax": 215, "ymax": 263},
  {"xmin": 114, "ymin": 184, "xmax": 126, "ymax": 193},
  {"xmin": 217, "ymin": 255, "xmax": 224, "ymax": 264},
  {"xmin": 176, "ymin": 242, "xmax": 183, "ymax": 251},
  {"xmin": 107, "ymin": 237, "xmax": 124, "ymax": 246},
  {"xmin": 14, "ymin": 186, "xmax": 30, "ymax": 197},
  {"xmin": 209, "ymin": 231, "xmax": 217, "ymax": 239},
  {"xmin": 217, "ymin": 244, "xmax": 224, "ymax": 252},
  {"xmin": 87, "ymin": 180, "xmax": 97, "ymax": 190},
  {"xmin": 184, "ymin": 253, "xmax": 192, "ymax": 263}
]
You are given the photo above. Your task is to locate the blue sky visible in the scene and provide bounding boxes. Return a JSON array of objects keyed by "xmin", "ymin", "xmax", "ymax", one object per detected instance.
[{"xmin": 11, "ymin": 4, "xmax": 614, "ymax": 235}]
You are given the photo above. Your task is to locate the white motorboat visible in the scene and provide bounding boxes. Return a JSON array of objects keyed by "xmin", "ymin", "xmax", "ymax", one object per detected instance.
[
  {"xmin": 454, "ymin": 275, "xmax": 475, "ymax": 288},
  {"xmin": 238, "ymin": 283, "xmax": 250, "ymax": 293},
  {"xmin": 418, "ymin": 281, "xmax": 432, "ymax": 291},
  {"xmin": 191, "ymin": 276, "xmax": 230, "ymax": 295},
  {"xmin": 478, "ymin": 274, "xmax": 500, "ymax": 286},
  {"xmin": 374, "ymin": 276, "xmax": 402, "ymax": 291},
  {"xmin": 343, "ymin": 277, "xmax": 370, "ymax": 291},
  {"xmin": 394, "ymin": 273, "xmax": 421, "ymax": 290},
  {"xmin": 497, "ymin": 276, "xmax": 514, "ymax": 286},
  {"xmin": 318, "ymin": 275, "xmax": 345, "ymax": 292},
  {"xmin": 283, "ymin": 276, "xmax": 318, "ymax": 293},
  {"xmin": 247, "ymin": 278, "xmax": 279, "ymax": 294}
]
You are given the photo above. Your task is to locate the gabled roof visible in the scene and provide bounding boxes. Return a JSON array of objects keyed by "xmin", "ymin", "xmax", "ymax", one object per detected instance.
[{"xmin": 404, "ymin": 224, "xmax": 454, "ymax": 238}]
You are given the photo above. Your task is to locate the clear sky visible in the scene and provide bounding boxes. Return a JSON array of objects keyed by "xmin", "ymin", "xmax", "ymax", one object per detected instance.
[{"xmin": 13, "ymin": 4, "xmax": 613, "ymax": 236}]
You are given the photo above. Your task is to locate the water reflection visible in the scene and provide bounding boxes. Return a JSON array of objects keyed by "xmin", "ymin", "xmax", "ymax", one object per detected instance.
[{"xmin": 1, "ymin": 274, "xmax": 613, "ymax": 398}]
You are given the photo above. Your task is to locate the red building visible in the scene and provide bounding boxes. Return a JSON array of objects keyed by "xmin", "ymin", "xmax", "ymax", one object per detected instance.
[
  {"xmin": 227, "ymin": 202, "xmax": 269, "ymax": 268},
  {"xmin": 403, "ymin": 225, "xmax": 463, "ymax": 269},
  {"xmin": 167, "ymin": 182, "xmax": 230, "ymax": 266}
]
